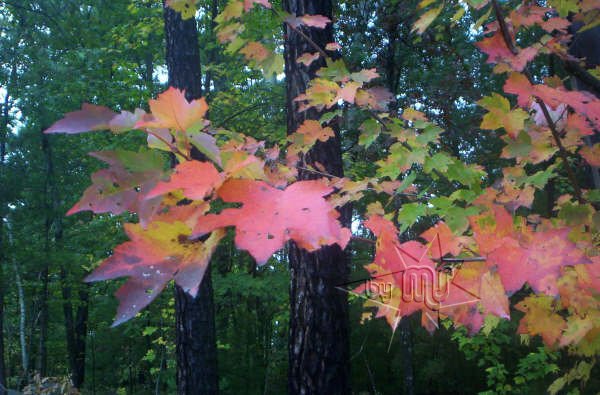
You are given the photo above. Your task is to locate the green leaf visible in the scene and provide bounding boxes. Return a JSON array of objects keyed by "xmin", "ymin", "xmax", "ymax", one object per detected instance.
[
  {"xmin": 415, "ymin": 124, "xmax": 443, "ymax": 145},
  {"xmin": 548, "ymin": 0, "xmax": 579, "ymax": 17},
  {"xmin": 358, "ymin": 119, "xmax": 381, "ymax": 148},
  {"xmin": 424, "ymin": 152, "xmax": 453, "ymax": 173},
  {"xmin": 142, "ymin": 326, "xmax": 158, "ymax": 336},
  {"xmin": 558, "ymin": 203, "xmax": 593, "ymax": 226},
  {"xmin": 397, "ymin": 172, "xmax": 417, "ymax": 194},
  {"xmin": 525, "ymin": 165, "xmax": 557, "ymax": 189},
  {"xmin": 502, "ymin": 130, "xmax": 532, "ymax": 159},
  {"xmin": 397, "ymin": 203, "xmax": 427, "ymax": 231}
]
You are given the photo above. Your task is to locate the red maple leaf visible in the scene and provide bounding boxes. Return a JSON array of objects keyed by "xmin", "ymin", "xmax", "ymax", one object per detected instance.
[
  {"xmin": 504, "ymin": 72, "xmax": 600, "ymax": 125},
  {"xmin": 359, "ymin": 216, "xmax": 483, "ymax": 332},
  {"xmin": 475, "ymin": 33, "xmax": 538, "ymax": 72},
  {"xmin": 145, "ymin": 160, "xmax": 222, "ymax": 201},
  {"xmin": 471, "ymin": 206, "xmax": 591, "ymax": 294},
  {"xmin": 420, "ymin": 221, "xmax": 470, "ymax": 259},
  {"xmin": 192, "ymin": 179, "xmax": 350, "ymax": 264}
]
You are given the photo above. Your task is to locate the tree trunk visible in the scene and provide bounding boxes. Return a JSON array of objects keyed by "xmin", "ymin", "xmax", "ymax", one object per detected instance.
[
  {"xmin": 163, "ymin": 3, "xmax": 219, "ymax": 394},
  {"xmin": 0, "ymin": 86, "xmax": 9, "ymax": 395},
  {"xmin": 60, "ymin": 264, "xmax": 89, "ymax": 389},
  {"xmin": 283, "ymin": 1, "xmax": 351, "ymax": 394},
  {"xmin": 382, "ymin": 11, "xmax": 415, "ymax": 394},
  {"xmin": 6, "ymin": 220, "xmax": 28, "ymax": 384},
  {"xmin": 37, "ymin": 132, "xmax": 53, "ymax": 378}
]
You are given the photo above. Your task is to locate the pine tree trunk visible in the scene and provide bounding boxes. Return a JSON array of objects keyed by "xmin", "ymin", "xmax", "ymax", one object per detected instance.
[
  {"xmin": 163, "ymin": 3, "xmax": 219, "ymax": 394},
  {"xmin": 283, "ymin": 1, "xmax": 351, "ymax": 393}
]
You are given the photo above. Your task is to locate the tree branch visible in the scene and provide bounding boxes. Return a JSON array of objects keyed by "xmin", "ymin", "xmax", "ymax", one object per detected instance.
[{"xmin": 490, "ymin": 0, "xmax": 584, "ymax": 203}]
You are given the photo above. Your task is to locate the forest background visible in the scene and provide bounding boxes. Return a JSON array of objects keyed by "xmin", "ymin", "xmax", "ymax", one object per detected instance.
[{"xmin": 0, "ymin": 0, "xmax": 599, "ymax": 394}]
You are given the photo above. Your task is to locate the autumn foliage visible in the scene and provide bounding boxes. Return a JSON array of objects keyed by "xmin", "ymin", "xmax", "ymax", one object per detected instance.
[{"xmin": 46, "ymin": 0, "xmax": 600, "ymax": 383}]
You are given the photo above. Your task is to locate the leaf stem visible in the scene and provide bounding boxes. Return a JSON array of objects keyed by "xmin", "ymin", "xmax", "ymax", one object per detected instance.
[{"xmin": 145, "ymin": 129, "xmax": 192, "ymax": 161}]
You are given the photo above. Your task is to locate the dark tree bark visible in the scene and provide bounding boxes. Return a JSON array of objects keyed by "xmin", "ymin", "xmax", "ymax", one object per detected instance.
[
  {"xmin": 163, "ymin": 3, "xmax": 219, "ymax": 394},
  {"xmin": 56, "ymin": 202, "xmax": 89, "ymax": 388},
  {"xmin": 381, "ymin": 8, "xmax": 415, "ymax": 393},
  {"xmin": 283, "ymin": 1, "xmax": 351, "ymax": 394}
]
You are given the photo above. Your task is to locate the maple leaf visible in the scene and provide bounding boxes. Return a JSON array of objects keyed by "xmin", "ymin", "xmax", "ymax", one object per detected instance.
[
  {"xmin": 299, "ymin": 78, "xmax": 340, "ymax": 109},
  {"xmin": 285, "ymin": 15, "xmax": 331, "ymax": 29},
  {"xmin": 44, "ymin": 104, "xmax": 117, "ymax": 134},
  {"xmin": 558, "ymin": 261, "xmax": 600, "ymax": 315},
  {"xmin": 478, "ymin": 93, "xmax": 529, "ymax": 138},
  {"xmin": 475, "ymin": 33, "xmax": 538, "ymax": 72},
  {"xmin": 68, "ymin": 151, "xmax": 165, "ymax": 222},
  {"xmin": 217, "ymin": 22, "xmax": 245, "ymax": 43},
  {"xmin": 358, "ymin": 119, "xmax": 381, "ymax": 148},
  {"xmin": 487, "ymin": 227, "xmax": 589, "ymax": 294},
  {"xmin": 469, "ymin": 204, "xmax": 516, "ymax": 254},
  {"xmin": 560, "ymin": 313, "xmax": 598, "ymax": 347},
  {"xmin": 350, "ymin": 68, "xmax": 379, "ymax": 83},
  {"xmin": 243, "ymin": 0, "xmax": 271, "ymax": 11},
  {"xmin": 145, "ymin": 160, "xmax": 222, "ymax": 201},
  {"xmin": 240, "ymin": 41, "xmax": 271, "ymax": 62},
  {"xmin": 338, "ymin": 81, "xmax": 361, "ymax": 103},
  {"xmin": 136, "ymin": 87, "xmax": 208, "ymax": 131},
  {"xmin": 509, "ymin": 5, "xmax": 547, "ymax": 29},
  {"xmin": 166, "ymin": 0, "xmax": 196, "ymax": 19},
  {"xmin": 516, "ymin": 295, "xmax": 566, "ymax": 346},
  {"xmin": 192, "ymin": 179, "xmax": 350, "ymax": 264},
  {"xmin": 541, "ymin": 16, "xmax": 570, "ymax": 33},
  {"xmin": 361, "ymin": 216, "xmax": 482, "ymax": 332},
  {"xmin": 294, "ymin": 119, "xmax": 334, "ymax": 146},
  {"xmin": 579, "ymin": 144, "xmax": 600, "ymax": 166},
  {"xmin": 296, "ymin": 52, "xmax": 320, "ymax": 66},
  {"xmin": 420, "ymin": 221, "xmax": 470, "ymax": 259},
  {"xmin": 355, "ymin": 87, "xmax": 394, "ymax": 111},
  {"xmin": 216, "ymin": 0, "xmax": 243, "ymax": 22},
  {"xmin": 222, "ymin": 151, "xmax": 265, "ymax": 180},
  {"xmin": 412, "ymin": 5, "xmax": 443, "ymax": 34},
  {"xmin": 85, "ymin": 221, "xmax": 224, "ymax": 326},
  {"xmin": 325, "ymin": 42, "xmax": 341, "ymax": 51},
  {"xmin": 504, "ymin": 73, "xmax": 600, "ymax": 125},
  {"xmin": 189, "ymin": 131, "xmax": 222, "ymax": 166},
  {"xmin": 438, "ymin": 261, "xmax": 509, "ymax": 332},
  {"xmin": 108, "ymin": 109, "xmax": 148, "ymax": 133}
]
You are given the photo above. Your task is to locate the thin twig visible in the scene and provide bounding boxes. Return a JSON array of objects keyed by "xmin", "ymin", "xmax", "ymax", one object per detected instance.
[
  {"xmin": 214, "ymin": 102, "xmax": 269, "ymax": 128},
  {"xmin": 273, "ymin": 8, "xmax": 330, "ymax": 60}
]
